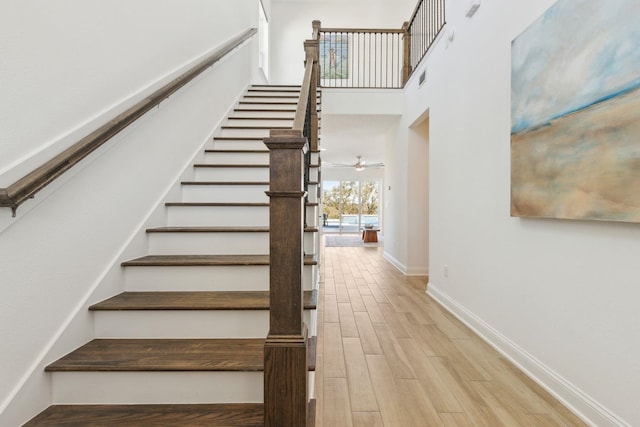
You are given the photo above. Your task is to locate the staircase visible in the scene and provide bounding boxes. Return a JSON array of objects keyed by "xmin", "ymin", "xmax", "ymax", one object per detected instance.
[{"xmin": 24, "ymin": 85, "xmax": 321, "ymax": 426}]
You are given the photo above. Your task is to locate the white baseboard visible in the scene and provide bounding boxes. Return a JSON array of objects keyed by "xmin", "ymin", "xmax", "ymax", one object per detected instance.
[
  {"xmin": 382, "ymin": 251, "xmax": 427, "ymax": 276},
  {"xmin": 405, "ymin": 267, "xmax": 428, "ymax": 276},
  {"xmin": 383, "ymin": 251, "xmax": 407, "ymax": 274},
  {"xmin": 426, "ymin": 285, "xmax": 630, "ymax": 427}
]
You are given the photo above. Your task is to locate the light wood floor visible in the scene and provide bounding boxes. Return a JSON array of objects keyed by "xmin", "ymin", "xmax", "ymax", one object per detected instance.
[{"xmin": 315, "ymin": 244, "xmax": 586, "ymax": 427}]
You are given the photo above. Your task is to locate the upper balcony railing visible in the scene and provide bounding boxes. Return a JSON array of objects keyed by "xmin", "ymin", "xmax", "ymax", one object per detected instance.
[
  {"xmin": 317, "ymin": 0, "xmax": 445, "ymax": 89},
  {"xmin": 318, "ymin": 27, "xmax": 405, "ymax": 89},
  {"xmin": 406, "ymin": 0, "xmax": 446, "ymax": 75}
]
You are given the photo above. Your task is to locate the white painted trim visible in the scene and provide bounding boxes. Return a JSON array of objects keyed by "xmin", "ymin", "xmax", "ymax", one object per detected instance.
[
  {"xmin": 426, "ymin": 285, "xmax": 631, "ymax": 427},
  {"xmin": 383, "ymin": 250, "xmax": 407, "ymax": 274},
  {"xmin": 405, "ymin": 266, "xmax": 429, "ymax": 276}
]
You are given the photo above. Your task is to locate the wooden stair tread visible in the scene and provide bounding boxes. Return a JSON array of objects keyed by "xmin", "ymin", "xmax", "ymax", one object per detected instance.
[
  {"xmin": 89, "ymin": 290, "xmax": 318, "ymax": 311},
  {"xmin": 204, "ymin": 149, "xmax": 270, "ymax": 153},
  {"xmin": 165, "ymin": 202, "xmax": 270, "ymax": 207},
  {"xmin": 238, "ymin": 101, "xmax": 298, "ymax": 105},
  {"xmin": 221, "ymin": 125, "xmax": 291, "ymax": 130},
  {"xmin": 244, "ymin": 94, "xmax": 300, "ymax": 98},
  {"xmin": 227, "ymin": 117, "xmax": 293, "ymax": 121},
  {"xmin": 307, "ymin": 336, "xmax": 317, "ymax": 371},
  {"xmin": 165, "ymin": 201, "xmax": 318, "ymax": 207},
  {"xmin": 193, "ymin": 164, "xmax": 269, "ymax": 168},
  {"xmin": 234, "ymin": 108, "xmax": 296, "ymax": 113},
  {"xmin": 146, "ymin": 226, "xmax": 318, "ymax": 233},
  {"xmin": 24, "ymin": 403, "xmax": 264, "ymax": 426},
  {"xmin": 45, "ymin": 339, "xmax": 265, "ymax": 372},
  {"xmin": 122, "ymin": 254, "xmax": 318, "ymax": 267},
  {"xmin": 213, "ymin": 136, "xmax": 265, "ymax": 141},
  {"xmin": 147, "ymin": 226, "xmax": 270, "ymax": 233},
  {"xmin": 181, "ymin": 181, "xmax": 269, "ymax": 186},
  {"xmin": 251, "ymin": 84, "xmax": 301, "ymax": 88}
]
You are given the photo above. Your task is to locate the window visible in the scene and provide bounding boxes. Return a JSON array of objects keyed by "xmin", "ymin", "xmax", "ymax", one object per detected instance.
[{"xmin": 322, "ymin": 180, "xmax": 380, "ymax": 234}]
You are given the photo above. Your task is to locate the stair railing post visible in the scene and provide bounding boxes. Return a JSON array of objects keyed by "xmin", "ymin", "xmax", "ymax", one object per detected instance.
[
  {"xmin": 264, "ymin": 129, "xmax": 308, "ymax": 427},
  {"xmin": 402, "ymin": 21, "xmax": 412, "ymax": 86}
]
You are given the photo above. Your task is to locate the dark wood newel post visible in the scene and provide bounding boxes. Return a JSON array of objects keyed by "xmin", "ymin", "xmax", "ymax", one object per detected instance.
[
  {"xmin": 264, "ymin": 129, "xmax": 308, "ymax": 427},
  {"xmin": 402, "ymin": 21, "xmax": 412, "ymax": 86}
]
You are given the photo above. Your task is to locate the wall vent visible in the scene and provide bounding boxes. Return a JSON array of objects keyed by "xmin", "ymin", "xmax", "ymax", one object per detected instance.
[{"xmin": 419, "ymin": 70, "xmax": 427, "ymax": 86}]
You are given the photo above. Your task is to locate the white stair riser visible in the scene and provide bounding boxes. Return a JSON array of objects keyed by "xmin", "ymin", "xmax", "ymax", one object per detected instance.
[
  {"xmin": 250, "ymin": 86, "xmax": 303, "ymax": 90},
  {"xmin": 148, "ymin": 232, "xmax": 269, "ymax": 255},
  {"xmin": 123, "ymin": 265, "xmax": 316, "ymax": 292},
  {"xmin": 304, "ymin": 265, "xmax": 317, "ymax": 291},
  {"xmin": 310, "ymin": 152, "xmax": 320, "ymax": 164},
  {"xmin": 181, "ymin": 185, "xmax": 269, "ymax": 203},
  {"xmin": 218, "ymin": 128, "xmax": 271, "ymax": 138},
  {"xmin": 52, "ymin": 371, "xmax": 262, "ymax": 404},
  {"xmin": 306, "ymin": 208, "xmax": 320, "ymax": 228},
  {"xmin": 194, "ymin": 166, "xmax": 269, "ymax": 181},
  {"xmin": 242, "ymin": 97, "xmax": 299, "ymax": 103},
  {"xmin": 246, "ymin": 91, "xmax": 300, "ymax": 97},
  {"xmin": 307, "ymin": 184, "xmax": 319, "ymax": 203},
  {"xmin": 94, "ymin": 310, "xmax": 313, "ymax": 339},
  {"xmin": 225, "ymin": 119, "xmax": 294, "ymax": 128},
  {"xmin": 237, "ymin": 103, "xmax": 299, "ymax": 111},
  {"xmin": 124, "ymin": 265, "xmax": 270, "ymax": 291},
  {"xmin": 232, "ymin": 111, "xmax": 296, "ymax": 119},
  {"xmin": 148, "ymin": 231, "xmax": 318, "ymax": 256},
  {"xmin": 167, "ymin": 205, "xmax": 269, "ymax": 227},
  {"xmin": 210, "ymin": 140, "xmax": 267, "ymax": 150},
  {"xmin": 203, "ymin": 151, "xmax": 269, "ymax": 164},
  {"xmin": 309, "ymin": 168, "xmax": 319, "ymax": 182},
  {"xmin": 304, "ymin": 232, "xmax": 318, "ymax": 255}
]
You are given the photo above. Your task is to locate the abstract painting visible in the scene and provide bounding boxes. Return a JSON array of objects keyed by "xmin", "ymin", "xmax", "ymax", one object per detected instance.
[
  {"xmin": 510, "ymin": 0, "xmax": 640, "ymax": 222},
  {"xmin": 320, "ymin": 34, "xmax": 348, "ymax": 79}
]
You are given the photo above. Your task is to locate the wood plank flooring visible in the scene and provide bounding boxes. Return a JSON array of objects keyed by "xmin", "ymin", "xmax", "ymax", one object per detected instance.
[{"xmin": 315, "ymin": 244, "xmax": 587, "ymax": 427}]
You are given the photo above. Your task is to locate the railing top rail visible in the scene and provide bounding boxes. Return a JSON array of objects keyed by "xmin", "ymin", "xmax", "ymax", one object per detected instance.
[
  {"xmin": 0, "ymin": 28, "xmax": 257, "ymax": 216},
  {"xmin": 407, "ymin": 0, "xmax": 426, "ymax": 29},
  {"xmin": 292, "ymin": 41, "xmax": 317, "ymax": 131},
  {"xmin": 320, "ymin": 27, "xmax": 404, "ymax": 34}
]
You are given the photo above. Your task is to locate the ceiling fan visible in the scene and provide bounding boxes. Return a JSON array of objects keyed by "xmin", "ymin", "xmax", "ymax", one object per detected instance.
[{"xmin": 331, "ymin": 156, "xmax": 384, "ymax": 171}]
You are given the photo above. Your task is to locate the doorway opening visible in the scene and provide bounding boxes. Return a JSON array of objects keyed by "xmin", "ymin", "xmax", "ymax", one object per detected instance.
[{"xmin": 322, "ymin": 180, "xmax": 381, "ymax": 235}]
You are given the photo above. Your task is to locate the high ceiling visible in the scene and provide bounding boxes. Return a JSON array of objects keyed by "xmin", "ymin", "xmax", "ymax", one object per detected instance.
[{"xmin": 320, "ymin": 114, "xmax": 399, "ymax": 168}]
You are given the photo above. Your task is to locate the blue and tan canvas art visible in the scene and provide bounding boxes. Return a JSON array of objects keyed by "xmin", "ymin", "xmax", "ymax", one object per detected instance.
[{"xmin": 511, "ymin": 0, "xmax": 640, "ymax": 222}]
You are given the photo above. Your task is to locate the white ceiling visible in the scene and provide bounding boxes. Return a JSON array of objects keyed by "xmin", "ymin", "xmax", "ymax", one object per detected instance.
[{"xmin": 320, "ymin": 114, "xmax": 399, "ymax": 167}]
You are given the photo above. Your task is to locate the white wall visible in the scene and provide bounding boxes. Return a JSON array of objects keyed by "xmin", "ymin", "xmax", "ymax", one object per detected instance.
[
  {"xmin": 270, "ymin": 0, "xmax": 417, "ymax": 84},
  {"xmin": 396, "ymin": 0, "xmax": 640, "ymax": 425},
  {"xmin": 0, "ymin": 1, "xmax": 259, "ymax": 424}
]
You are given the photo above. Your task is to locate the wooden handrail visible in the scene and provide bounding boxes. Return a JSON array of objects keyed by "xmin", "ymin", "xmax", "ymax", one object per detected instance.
[
  {"xmin": 292, "ymin": 42, "xmax": 317, "ymax": 131},
  {"xmin": 0, "ymin": 28, "xmax": 257, "ymax": 216}
]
